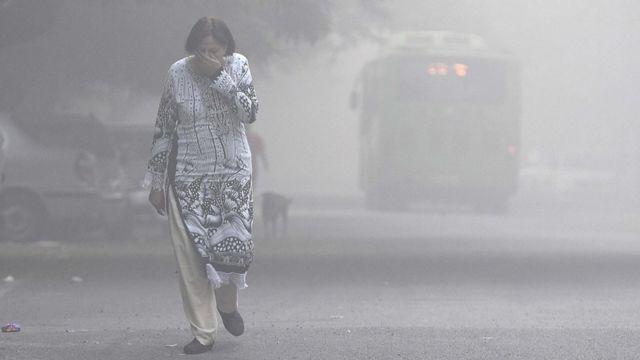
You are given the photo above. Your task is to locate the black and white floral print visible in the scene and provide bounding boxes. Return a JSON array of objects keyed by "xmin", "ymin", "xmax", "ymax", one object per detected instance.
[
  {"xmin": 144, "ymin": 53, "xmax": 259, "ymax": 288},
  {"xmin": 174, "ymin": 175, "xmax": 254, "ymax": 273}
]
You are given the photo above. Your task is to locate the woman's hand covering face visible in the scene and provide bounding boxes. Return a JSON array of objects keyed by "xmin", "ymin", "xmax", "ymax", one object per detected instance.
[
  {"xmin": 194, "ymin": 35, "xmax": 227, "ymax": 77},
  {"xmin": 195, "ymin": 52, "xmax": 223, "ymax": 77}
]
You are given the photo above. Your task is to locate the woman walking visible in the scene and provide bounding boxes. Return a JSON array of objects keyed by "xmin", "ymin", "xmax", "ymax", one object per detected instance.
[{"xmin": 144, "ymin": 16, "xmax": 258, "ymax": 355}]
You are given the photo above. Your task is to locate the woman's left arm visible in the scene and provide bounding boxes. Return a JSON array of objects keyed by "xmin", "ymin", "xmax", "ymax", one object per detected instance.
[{"xmin": 210, "ymin": 55, "xmax": 259, "ymax": 124}]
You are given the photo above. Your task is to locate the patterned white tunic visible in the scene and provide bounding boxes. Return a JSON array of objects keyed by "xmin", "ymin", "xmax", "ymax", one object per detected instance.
[{"xmin": 144, "ymin": 53, "xmax": 258, "ymax": 288}]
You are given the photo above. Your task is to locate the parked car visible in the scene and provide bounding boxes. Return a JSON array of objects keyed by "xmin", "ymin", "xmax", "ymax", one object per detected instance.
[
  {"xmin": 0, "ymin": 114, "xmax": 135, "ymax": 242},
  {"xmin": 106, "ymin": 122, "xmax": 155, "ymax": 214}
]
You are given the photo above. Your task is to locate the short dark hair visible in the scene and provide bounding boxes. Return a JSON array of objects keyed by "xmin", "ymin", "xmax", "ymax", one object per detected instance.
[{"xmin": 185, "ymin": 17, "xmax": 236, "ymax": 55}]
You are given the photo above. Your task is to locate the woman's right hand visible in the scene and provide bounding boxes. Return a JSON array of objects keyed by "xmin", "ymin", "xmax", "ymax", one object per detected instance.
[
  {"xmin": 194, "ymin": 53, "xmax": 223, "ymax": 78},
  {"xmin": 148, "ymin": 189, "xmax": 166, "ymax": 216}
]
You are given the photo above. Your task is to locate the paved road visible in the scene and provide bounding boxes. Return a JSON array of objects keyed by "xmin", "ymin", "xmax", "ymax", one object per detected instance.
[{"xmin": 1, "ymin": 196, "xmax": 640, "ymax": 359}]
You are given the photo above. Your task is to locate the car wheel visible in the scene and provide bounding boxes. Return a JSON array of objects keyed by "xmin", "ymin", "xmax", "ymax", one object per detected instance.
[{"xmin": 0, "ymin": 189, "xmax": 49, "ymax": 242}]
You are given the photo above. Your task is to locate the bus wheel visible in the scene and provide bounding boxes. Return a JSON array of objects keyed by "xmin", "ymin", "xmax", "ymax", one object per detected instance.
[{"xmin": 0, "ymin": 189, "xmax": 49, "ymax": 242}]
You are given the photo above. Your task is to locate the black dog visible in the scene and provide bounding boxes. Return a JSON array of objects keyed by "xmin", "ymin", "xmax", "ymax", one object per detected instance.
[{"xmin": 261, "ymin": 192, "xmax": 292, "ymax": 240}]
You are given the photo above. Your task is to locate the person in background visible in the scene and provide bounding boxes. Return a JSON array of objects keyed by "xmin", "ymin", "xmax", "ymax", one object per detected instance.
[
  {"xmin": 144, "ymin": 16, "xmax": 259, "ymax": 355},
  {"xmin": 246, "ymin": 126, "xmax": 268, "ymax": 188}
]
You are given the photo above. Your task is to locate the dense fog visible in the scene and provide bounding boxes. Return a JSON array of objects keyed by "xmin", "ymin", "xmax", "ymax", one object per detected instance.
[
  {"xmin": 2, "ymin": 3, "xmax": 640, "ymax": 358},
  {"xmin": 0, "ymin": 0, "xmax": 637, "ymax": 209}
]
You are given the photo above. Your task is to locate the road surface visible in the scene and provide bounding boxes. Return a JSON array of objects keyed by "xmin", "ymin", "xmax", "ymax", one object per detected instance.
[{"xmin": 1, "ymin": 195, "xmax": 640, "ymax": 359}]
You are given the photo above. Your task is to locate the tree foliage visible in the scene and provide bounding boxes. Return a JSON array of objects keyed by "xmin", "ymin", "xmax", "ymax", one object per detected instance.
[{"xmin": 0, "ymin": 0, "xmax": 387, "ymax": 118}]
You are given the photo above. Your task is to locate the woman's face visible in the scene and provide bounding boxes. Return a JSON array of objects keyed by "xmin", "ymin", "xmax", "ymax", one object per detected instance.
[{"xmin": 195, "ymin": 35, "xmax": 227, "ymax": 63}]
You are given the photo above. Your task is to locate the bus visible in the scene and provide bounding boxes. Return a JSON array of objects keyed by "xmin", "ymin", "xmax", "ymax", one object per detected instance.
[{"xmin": 351, "ymin": 32, "xmax": 521, "ymax": 212}]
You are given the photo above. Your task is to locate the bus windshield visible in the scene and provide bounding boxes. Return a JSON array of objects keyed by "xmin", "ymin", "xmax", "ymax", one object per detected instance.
[{"xmin": 389, "ymin": 56, "xmax": 507, "ymax": 103}]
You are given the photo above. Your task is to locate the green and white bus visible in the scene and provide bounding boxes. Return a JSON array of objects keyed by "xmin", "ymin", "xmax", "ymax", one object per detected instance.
[{"xmin": 351, "ymin": 32, "xmax": 521, "ymax": 212}]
